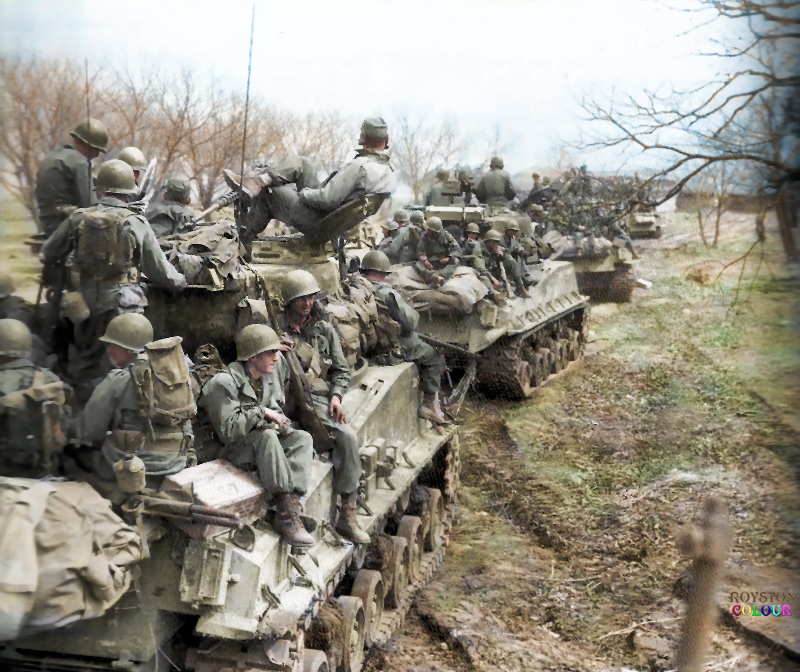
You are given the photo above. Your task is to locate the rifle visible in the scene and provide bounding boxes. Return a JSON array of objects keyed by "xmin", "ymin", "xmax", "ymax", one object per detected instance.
[
  {"xmin": 139, "ymin": 493, "xmax": 242, "ymax": 528},
  {"xmin": 259, "ymin": 279, "xmax": 336, "ymax": 453},
  {"xmin": 497, "ymin": 251, "xmax": 514, "ymax": 296},
  {"xmin": 194, "ymin": 189, "xmax": 240, "ymax": 223}
]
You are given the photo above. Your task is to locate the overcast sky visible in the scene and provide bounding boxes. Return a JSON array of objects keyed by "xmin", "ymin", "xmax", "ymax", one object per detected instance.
[{"xmin": 1, "ymin": 0, "xmax": 728, "ymax": 174}]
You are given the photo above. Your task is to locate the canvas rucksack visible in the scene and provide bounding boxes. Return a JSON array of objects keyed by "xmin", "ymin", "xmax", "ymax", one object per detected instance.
[
  {"xmin": 131, "ymin": 337, "xmax": 197, "ymax": 428},
  {"xmin": 74, "ymin": 206, "xmax": 135, "ymax": 282}
]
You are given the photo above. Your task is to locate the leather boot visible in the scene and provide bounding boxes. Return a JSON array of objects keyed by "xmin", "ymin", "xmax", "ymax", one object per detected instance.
[
  {"xmin": 222, "ymin": 168, "xmax": 269, "ymax": 198},
  {"xmin": 335, "ymin": 492, "xmax": 370, "ymax": 544},
  {"xmin": 274, "ymin": 492, "xmax": 314, "ymax": 548},
  {"xmin": 418, "ymin": 392, "xmax": 449, "ymax": 425}
]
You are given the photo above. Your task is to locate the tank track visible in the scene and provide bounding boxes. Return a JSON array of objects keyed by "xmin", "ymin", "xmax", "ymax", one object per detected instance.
[
  {"xmin": 477, "ymin": 305, "xmax": 588, "ymax": 400},
  {"xmin": 576, "ymin": 268, "xmax": 636, "ymax": 303}
]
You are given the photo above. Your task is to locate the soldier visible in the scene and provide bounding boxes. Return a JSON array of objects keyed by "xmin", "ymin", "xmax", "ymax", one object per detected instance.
[
  {"xmin": 501, "ymin": 219, "xmax": 534, "ymax": 295},
  {"xmin": 424, "ymin": 169, "xmax": 452, "ymax": 206},
  {"xmin": 146, "ymin": 178, "xmax": 195, "ymax": 238},
  {"xmin": 117, "ymin": 147, "xmax": 148, "ymax": 185},
  {"xmin": 482, "ymin": 229, "xmax": 526, "ymax": 298},
  {"xmin": 0, "ymin": 319, "xmax": 69, "ymax": 478},
  {"xmin": 223, "ymin": 117, "xmax": 396, "ymax": 240},
  {"xmin": 522, "ymin": 171, "xmax": 547, "ymax": 209},
  {"xmin": 475, "ymin": 156, "xmax": 516, "ymax": 209},
  {"xmin": 42, "ymin": 159, "xmax": 187, "ymax": 400},
  {"xmin": 79, "ymin": 313, "xmax": 194, "ymax": 490},
  {"xmin": 415, "ymin": 216, "xmax": 462, "ymax": 288},
  {"xmin": 461, "ymin": 222, "xmax": 501, "ymax": 302},
  {"xmin": 360, "ymin": 251, "xmax": 449, "ymax": 424},
  {"xmin": 200, "ymin": 324, "xmax": 315, "ymax": 548},
  {"xmin": 375, "ymin": 220, "xmax": 399, "ymax": 256},
  {"xmin": 277, "ymin": 270, "xmax": 370, "ymax": 544},
  {"xmin": 35, "ymin": 117, "xmax": 108, "ymax": 237},
  {"xmin": 386, "ymin": 209, "xmax": 421, "ymax": 264},
  {"xmin": 0, "ymin": 271, "xmax": 33, "ymax": 325}
]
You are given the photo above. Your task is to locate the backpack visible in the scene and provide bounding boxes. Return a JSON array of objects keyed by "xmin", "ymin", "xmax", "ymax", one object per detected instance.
[
  {"xmin": 131, "ymin": 337, "xmax": 197, "ymax": 428},
  {"xmin": 74, "ymin": 206, "xmax": 135, "ymax": 281}
]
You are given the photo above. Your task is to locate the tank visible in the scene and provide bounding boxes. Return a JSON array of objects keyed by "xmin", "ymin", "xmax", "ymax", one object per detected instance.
[
  {"xmin": 1, "ymin": 196, "xmax": 461, "ymax": 672},
  {"xmin": 555, "ymin": 235, "xmax": 636, "ymax": 303},
  {"xmin": 625, "ymin": 210, "xmax": 663, "ymax": 239},
  {"xmin": 411, "ymin": 203, "xmax": 590, "ymax": 400}
]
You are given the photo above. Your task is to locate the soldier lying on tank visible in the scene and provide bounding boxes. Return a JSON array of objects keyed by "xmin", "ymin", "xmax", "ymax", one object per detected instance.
[
  {"xmin": 35, "ymin": 117, "xmax": 108, "ymax": 238},
  {"xmin": 222, "ymin": 117, "xmax": 396, "ymax": 240},
  {"xmin": 385, "ymin": 209, "xmax": 421, "ymax": 265},
  {"xmin": 414, "ymin": 217, "xmax": 462, "ymax": 288},
  {"xmin": 118, "ymin": 147, "xmax": 148, "ymax": 186},
  {"xmin": 482, "ymin": 229, "xmax": 528, "ymax": 298},
  {"xmin": 146, "ymin": 177, "xmax": 195, "ymax": 238},
  {"xmin": 200, "ymin": 324, "xmax": 315, "ymax": 548},
  {"xmin": 79, "ymin": 314, "xmax": 194, "ymax": 493},
  {"xmin": 375, "ymin": 220, "xmax": 399, "ymax": 257},
  {"xmin": 0, "ymin": 319, "xmax": 70, "ymax": 479},
  {"xmin": 42, "ymin": 160, "xmax": 187, "ymax": 403},
  {"xmin": 276, "ymin": 270, "xmax": 370, "ymax": 544},
  {"xmin": 360, "ymin": 251, "xmax": 449, "ymax": 425}
]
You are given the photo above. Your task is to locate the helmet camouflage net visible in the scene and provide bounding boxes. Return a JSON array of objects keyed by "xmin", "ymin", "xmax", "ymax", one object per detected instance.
[
  {"xmin": 236, "ymin": 324, "xmax": 280, "ymax": 361},
  {"xmin": 99, "ymin": 313, "xmax": 154, "ymax": 352},
  {"xmin": 0, "ymin": 319, "xmax": 32, "ymax": 358},
  {"xmin": 164, "ymin": 177, "xmax": 191, "ymax": 200}
]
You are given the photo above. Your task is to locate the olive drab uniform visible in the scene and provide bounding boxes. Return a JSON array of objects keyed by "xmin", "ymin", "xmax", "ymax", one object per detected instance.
[
  {"xmin": 461, "ymin": 238, "xmax": 493, "ymax": 286},
  {"xmin": 415, "ymin": 231, "xmax": 462, "ymax": 281},
  {"xmin": 35, "ymin": 146, "xmax": 97, "ymax": 237},
  {"xmin": 371, "ymin": 280, "xmax": 445, "ymax": 395},
  {"xmin": 79, "ymin": 343, "xmax": 196, "ymax": 488},
  {"xmin": 42, "ymin": 198, "xmax": 186, "ymax": 388},
  {"xmin": 277, "ymin": 311, "xmax": 361, "ymax": 496},
  {"xmin": 386, "ymin": 224, "xmax": 421, "ymax": 264},
  {"xmin": 475, "ymin": 169, "xmax": 516, "ymax": 208},
  {"xmin": 375, "ymin": 229, "xmax": 398, "ymax": 257},
  {"xmin": 145, "ymin": 202, "xmax": 194, "ymax": 239},
  {"xmin": 0, "ymin": 359, "xmax": 69, "ymax": 478},
  {"xmin": 0, "ymin": 295, "xmax": 34, "ymax": 326},
  {"xmin": 199, "ymin": 355, "xmax": 313, "ymax": 497}
]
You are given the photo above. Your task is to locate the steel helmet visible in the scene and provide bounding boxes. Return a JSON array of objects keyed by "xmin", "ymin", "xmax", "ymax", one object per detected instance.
[
  {"xmin": 236, "ymin": 324, "xmax": 280, "ymax": 361},
  {"xmin": 484, "ymin": 229, "xmax": 503, "ymax": 243},
  {"xmin": 532, "ymin": 172, "xmax": 540, "ymax": 179},
  {"xmin": 393, "ymin": 209, "xmax": 410, "ymax": 223},
  {"xmin": 361, "ymin": 250, "xmax": 391, "ymax": 274},
  {"xmin": 466, "ymin": 222, "xmax": 480, "ymax": 234},
  {"xmin": 409, "ymin": 210, "xmax": 425, "ymax": 225},
  {"xmin": 164, "ymin": 177, "xmax": 191, "ymax": 200},
  {"xmin": 542, "ymin": 176, "xmax": 551, "ymax": 186},
  {"xmin": 284, "ymin": 269, "xmax": 322, "ymax": 302},
  {"xmin": 95, "ymin": 160, "xmax": 138, "ymax": 195},
  {"xmin": 490, "ymin": 156, "xmax": 504, "ymax": 169},
  {"xmin": 71, "ymin": 117, "xmax": 109, "ymax": 152},
  {"xmin": 361, "ymin": 117, "xmax": 389, "ymax": 140},
  {"xmin": 383, "ymin": 220, "xmax": 399, "ymax": 231},
  {"xmin": 425, "ymin": 216, "xmax": 443, "ymax": 232},
  {"xmin": 504, "ymin": 218, "xmax": 520, "ymax": 232},
  {"xmin": 0, "ymin": 319, "xmax": 32, "ymax": 358},
  {"xmin": 0, "ymin": 270, "xmax": 15, "ymax": 298},
  {"xmin": 117, "ymin": 146, "xmax": 147, "ymax": 171},
  {"xmin": 99, "ymin": 313, "xmax": 154, "ymax": 352},
  {"xmin": 436, "ymin": 169, "xmax": 450, "ymax": 181}
]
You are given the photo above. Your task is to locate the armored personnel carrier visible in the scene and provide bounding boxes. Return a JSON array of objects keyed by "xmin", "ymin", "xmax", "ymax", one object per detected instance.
[
  {"xmin": 552, "ymin": 235, "xmax": 637, "ymax": 303},
  {"xmin": 409, "ymin": 201, "xmax": 589, "ymax": 400},
  {"xmin": 625, "ymin": 210, "xmax": 663, "ymax": 239},
  {"xmin": 1, "ymin": 195, "xmax": 461, "ymax": 672}
]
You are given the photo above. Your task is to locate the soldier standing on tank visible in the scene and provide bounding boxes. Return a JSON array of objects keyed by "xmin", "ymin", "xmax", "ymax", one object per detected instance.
[
  {"xmin": 79, "ymin": 314, "xmax": 193, "ymax": 491},
  {"xmin": 360, "ymin": 251, "xmax": 449, "ymax": 424},
  {"xmin": 277, "ymin": 270, "xmax": 370, "ymax": 544},
  {"xmin": 385, "ymin": 209, "xmax": 421, "ymax": 265},
  {"xmin": 415, "ymin": 217, "xmax": 462, "ymax": 288},
  {"xmin": 0, "ymin": 319, "xmax": 70, "ymax": 478},
  {"xmin": 424, "ymin": 169, "xmax": 451, "ymax": 207},
  {"xmin": 475, "ymin": 157, "xmax": 516, "ymax": 209},
  {"xmin": 200, "ymin": 324, "xmax": 315, "ymax": 548},
  {"xmin": 117, "ymin": 147, "xmax": 148, "ymax": 186},
  {"xmin": 42, "ymin": 160, "xmax": 187, "ymax": 402},
  {"xmin": 35, "ymin": 118, "xmax": 108, "ymax": 238},
  {"xmin": 146, "ymin": 178, "xmax": 195, "ymax": 238},
  {"xmin": 222, "ymin": 117, "xmax": 396, "ymax": 241}
]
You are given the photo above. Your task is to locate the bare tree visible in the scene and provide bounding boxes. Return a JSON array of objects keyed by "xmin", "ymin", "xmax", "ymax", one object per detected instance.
[
  {"xmin": 392, "ymin": 117, "xmax": 469, "ymax": 203},
  {"xmin": 576, "ymin": 0, "xmax": 799, "ymax": 259}
]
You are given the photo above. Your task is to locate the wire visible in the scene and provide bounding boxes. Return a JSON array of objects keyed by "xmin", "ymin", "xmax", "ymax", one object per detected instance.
[{"xmin": 238, "ymin": 2, "xmax": 256, "ymax": 199}]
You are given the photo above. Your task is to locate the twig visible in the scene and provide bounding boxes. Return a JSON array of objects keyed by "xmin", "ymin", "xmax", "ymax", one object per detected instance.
[{"xmin": 596, "ymin": 616, "xmax": 682, "ymax": 641}]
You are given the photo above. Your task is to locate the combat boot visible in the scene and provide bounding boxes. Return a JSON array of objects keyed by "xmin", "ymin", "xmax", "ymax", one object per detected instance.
[
  {"xmin": 222, "ymin": 169, "xmax": 270, "ymax": 198},
  {"xmin": 274, "ymin": 492, "xmax": 314, "ymax": 548},
  {"xmin": 335, "ymin": 491, "xmax": 370, "ymax": 544},
  {"xmin": 418, "ymin": 392, "xmax": 449, "ymax": 425}
]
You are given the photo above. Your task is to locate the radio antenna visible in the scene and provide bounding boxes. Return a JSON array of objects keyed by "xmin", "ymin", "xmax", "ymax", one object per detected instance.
[
  {"xmin": 238, "ymin": 2, "xmax": 256, "ymax": 199},
  {"xmin": 84, "ymin": 58, "xmax": 90, "ymax": 122}
]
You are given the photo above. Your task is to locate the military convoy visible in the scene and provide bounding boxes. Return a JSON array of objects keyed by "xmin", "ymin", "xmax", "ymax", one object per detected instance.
[{"xmin": 555, "ymin": 239, "xmax": 637, "ymax": 303}]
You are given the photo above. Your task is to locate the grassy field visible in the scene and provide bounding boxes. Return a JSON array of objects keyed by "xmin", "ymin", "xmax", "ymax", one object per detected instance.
[{"xmin": 0, "ymin": 196, "xmax": 41, "ymax": 301}]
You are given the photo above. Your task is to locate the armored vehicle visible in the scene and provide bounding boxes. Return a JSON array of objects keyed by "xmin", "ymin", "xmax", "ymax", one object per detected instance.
[
  {"xmin": 407, "ymin": 202, "xmax": 589, "ymax": 400},
  {"xmin": 555, "ymin": 236, "xmax": 636, "ymax": 303},
  {"xmin": 625, "ymin": 210, "xmax": 663, "ymax": 239},
  {"xmin": 1, "ymin": 195, "xmax": 461, "ymax": 672}
]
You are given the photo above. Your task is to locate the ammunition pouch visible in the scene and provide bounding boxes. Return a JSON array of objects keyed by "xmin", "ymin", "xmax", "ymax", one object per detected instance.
[{"xmin": 108, "ymin": 429, "xmax": 146, "ymax": 454}]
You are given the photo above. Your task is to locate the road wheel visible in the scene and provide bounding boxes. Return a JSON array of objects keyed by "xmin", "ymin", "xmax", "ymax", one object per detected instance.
[
  {"xmin": 350, "ymin": 570, "xmax": 384, "ymax": 647},
  {"xmin": 303, "ymin": 649, "xmax": 330, "ymax": 672},
  {"xmin": 336, "ymin": 596, "xmax": 365, "ymax": 672},
  {"xmin": 385, "ymin": 536, "xmax": 409, "ymax": 609},
  {"xmin": 423, "ymin": 488, "xmax": 444, "ymax": 551},
  {"xmin": 397, "ymin": 516, "xmax": 423, "ymax": 582}
]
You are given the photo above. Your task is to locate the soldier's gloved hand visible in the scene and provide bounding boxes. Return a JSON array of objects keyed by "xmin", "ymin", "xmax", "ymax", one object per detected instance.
[
  {"xmin": 264, "ymin": 408, "xmax": 290, "ymax": 426},
  {"xmin": 329, "ymin": 396, "xmax": 346, "ymax": 424}
]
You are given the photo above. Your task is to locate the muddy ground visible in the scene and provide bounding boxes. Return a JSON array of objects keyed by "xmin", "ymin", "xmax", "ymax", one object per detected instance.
[{"xmin": 368, "ymin": 211, "xmax": 800, "ymax": 672}]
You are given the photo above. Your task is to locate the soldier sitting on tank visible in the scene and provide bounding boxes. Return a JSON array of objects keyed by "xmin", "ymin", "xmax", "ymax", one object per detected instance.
[
  {"xmin": 276, "ymin": 270, "xmax": 370, "ymax": 544},
  {"xmin": 222, "ymin": 117, "xmax": 396, "ymax": 240},
  {"xmin": 475, "ymin": 156, "xmax": 516, "ymax": 209},
  {"xmin": 42, "ymin": 160, "xmax": 187, "ymax": 402},
  {"xmin": 385, "ymin": 209, "xmax": 421, "ymax": 265},
  {"xmin": 146, "ymin": 178, "xmax": 195, "ymax": 238},
  {"xmin": 117, "ymin": 147, "xmax": 148, "ymax": 186},
  {"xmin": 360, "ymin": 251, "xmax": 449, "ymax": 425},
  {"xmin": 482, "ymin": 229, "xmax": 528, "ymax": 298},
  {"xmin": 461, "ymin": 223, "xmax": 501, "ymax": 302},
  {"xmin": 0, "ymin": 319, "xmax": 70, "ymax": 478},
  {"xmin": 200, "ymin": 324, "xmax": 315, "ymax": 548},
  {"xmin": 375, "ymin": 219, "xmax": 399, "ymax": 256},
  {"xmin": 78, "ymin": 314, "xmax": 195, "ymax": 493},
  {"xmin": 414, "ymin": 217, "xmax": 462, "ymax": 288},
  {"xmin": 35, "ymin": 117, "xmax": 108, "ymax": 238},
  {"xmin": 501, "ymin": 219, "xmax": 537, "ymax": 293}
]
